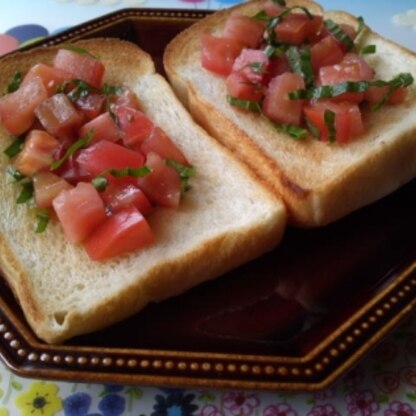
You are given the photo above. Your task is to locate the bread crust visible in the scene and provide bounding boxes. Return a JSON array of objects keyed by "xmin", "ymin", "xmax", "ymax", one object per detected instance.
[
  {"xmin": 163, "ymin": 0, "xmax": 416, "ymax": 227},
  {"xmin": 0, "ymin": 39, "xmax": 286, "ymax": 343}
]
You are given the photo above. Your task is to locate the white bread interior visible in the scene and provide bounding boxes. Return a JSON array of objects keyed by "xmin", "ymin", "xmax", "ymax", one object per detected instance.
[
  {"xmin": 164, "ymin": 0, "xmax": 416, "ymax": 227},
  {"xmin": 0, "ymin": 39, "xmax": 286, "ymax": 344}
]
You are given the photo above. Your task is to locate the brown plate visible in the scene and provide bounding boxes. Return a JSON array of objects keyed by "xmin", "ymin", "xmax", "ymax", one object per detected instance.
[{"xmin": 0, "ymin": 8, "xmax": 415, "ymax": 392}]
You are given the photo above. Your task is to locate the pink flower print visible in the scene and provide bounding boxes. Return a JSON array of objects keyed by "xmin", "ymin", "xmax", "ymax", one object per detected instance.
[
  {"xmin": 345, "ymin": 390, "xmax": 380, "ymax": 416},
  {"xmin": 399, "ymin": 366, "xmax": 416, "ymax": 387},
  {"xmin": 222, "ymin": 392, "xmax": 260, "ymax": 416},
  {"xmin": 343, "ymin": 365, "xmax": 366, "ymax": 389},
  {"xmin": 384, "ymin": 401, "xmax": 416, "ymax": 416},
  {"xmin": 314, "ymin": 386, "xmax": 337, "ymax": 401},
  {"xmin": 373, "ymin": 371, "xmax": 400, "ymax": 394},
  {"xmin": 263, "ymin": 403, "xmax": 298, "ymax": 416},
  {"xmin": 307, "ymin": 404, "xmax": 341, "ymax": 416},
  {"xmin": 199, "ymin": 404, "xmax": 225, "ymax": 416}
]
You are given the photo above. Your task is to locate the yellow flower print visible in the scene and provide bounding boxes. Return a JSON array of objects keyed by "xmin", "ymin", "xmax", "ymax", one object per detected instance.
[{"xmin": 15, "ymin": 382, "xmax": 62, "ymax": 416}]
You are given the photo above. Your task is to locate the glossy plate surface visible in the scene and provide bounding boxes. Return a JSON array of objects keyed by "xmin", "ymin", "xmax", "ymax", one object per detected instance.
[{"xmin": 0, "ymin": 8, "xmax": 415, "ymax": 391}]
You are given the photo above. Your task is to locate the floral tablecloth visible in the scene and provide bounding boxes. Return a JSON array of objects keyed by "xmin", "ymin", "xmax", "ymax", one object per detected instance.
[{"xmin": 1, "ymin": 1, "xmax": 416, "ymax": 415}]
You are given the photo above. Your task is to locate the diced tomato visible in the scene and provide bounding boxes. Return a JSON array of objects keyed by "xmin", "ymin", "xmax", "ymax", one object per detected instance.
[
  {"xmin": 263, "ymin": 72, "xmax": 305, "ymax": 125},
  {"xmin": 13, "ymin": 130, "xmax": 59, "ymax": 177},
  {"xmin": 115, "ymin": 106, "xmax": 154, "ymax": 147},
  {"xmin": 74, "ymin": 93, "xmax": 106, "ymax": 120},
  {"xmin": 79, "ymin": 112, "xmax": 120, "ymax": 144},
  {"xmin": 108, "ymin": 87, "xmax": 141, "ymax": 111},
  {"xmin": 304, "ymin": 101, "xmax": 364, "ymax": 143},
  {"xmin": 311, "ymin": 35, "xmax": 344, "ymax": 72},
  {"xmin": 76, "ymin": 140, "xmax": 145, "ymax": 176},
  {"xmin": 84, "ymin": 206, "xmax": 155, "ymax": 260},
  {"xmin": 53, "ymin": 182, "xmax": 106, "ymax": 244},
  {"xmin": 22, "ymin": 63, "xmax": 74, "ymax": 96},
  {"xmin": 275, "ymin": 13, "xmax": 323, "ymax": 45},
  {"xmin": 200, "ymin": 33, "xmax": 244, "ymax": 76},
  {"xmin": 0, "ymin": 77, "xmax": 48, "ymax": 136},
  {"xmin": 268, "ymin": 54, "xmax": 290, "ymax": 79},
  {"xmin": 263, "ymin": 0, "xmax": 285, "ymax": 16},
  {"xmin": 140, "ymin": 127, "xmax": 189, "ymax": 166},
  {"xmin": 35, "ymin": 93, "xmax": 84, "ymax": 138},
  {"xmin": 101, "ymin": 180, "xmax": 153, "ymax": 215},
  {"xmin": 232, "ymin": 48, "xmax": 270, "ymax": 84},
  {"xmin": 226, "ymin": 71, "xmax": 264, "ymax": 102},
  {"xmin": 333, "ymin": 24, "xmax": 357, "ymax": 51},
  {"xmin": 33, "ymin": 171, "xmax": 73, "ymax": 208},
  {"xmin": 53, "ymin": 155, "xmax": 93, "ymax": 185},
  {"xmin": 53, "ymin": 48, "xmax": 105, "ymax": 88},
  {"xmin": 137, "ymin": 152, "xmax": 181, "ymax": 208},
  {"xmin": 223, "ymin": 14, "xmax": 265, "ymax": 49},
  {"xmin": 318, "ymin": 53, "xmax": 374, "ymax": 103},
  {"xmin": 364, "ymin": 85, "xmax": 408, "ymax": 105}
]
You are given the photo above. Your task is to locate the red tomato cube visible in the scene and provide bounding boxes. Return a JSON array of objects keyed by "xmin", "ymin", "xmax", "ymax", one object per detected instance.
[
  {"xmin": 275, "ymin": 13, "xmax": 323, "ymax": 45},
  {"xmin": 74, "ymin": 93, "xmax": 106, "ymax": 120},
  {"xmin": 364, "ymin": 85, "xmax": 407, "ymax": 105},
  {"xmin": 115, "ymin": 106, "xmax": 154, "ymax": 147},
  {"xmin": 226, "ymin": 71, "xmax": 264, "ymax": 102},
  {"xmin": 54, "ymin": 48, "xmax": 105, "ymax": 88},
  {"xmin": 137, "ymin": 152, "xmax": 181, "ymax": 208},
  {"xmin": 79, "ymin": 112, "xmax": 120, "ymax": 144},
  {"xmin": 101, "ymin": 180, "xmax": 153, "ymax": 215},
  {"xmin": 232, "ymin": 48, "xmax": 270, "ymax": 84},
  {"xmin": 303, "ymin": 101, "xmax": 364, "ymax": 143},
  {"xmin": 140, "ymin": 127, "xmax": 188, "ymax": 166},
  {"xmin": 22, "ymin": 63, "xmax": 74, "ymax": 96},
  {"xmin": 84, "ymin": 206, "xmax": 155, "ymax": 260},
  {"xmin": 311, "ymin": 36, "xmax": 344, "ymax": 72},
  {"xmin": 200, "ymin": 33, "xmax": 244, "ymax": 76},
  {"xmin": 53, "ymin": 182, "xmax": 106, "ymax": 244},
  {"xmin": 35, "ymin": 93, "xmax": 84, "ymax": 138},
  {"xmin": 0, "ymin": 77, "xmax": 48, "ymax": 136},
  {"xmin": 76, "ymin": 140, "xmax": 145, "ymax": 176},
  {"xmin": 33, "ymin": 171, "xmax": 73, "ymax": 208},
  {"xmin": 223, "ymin": 14, "xmax": 265, "ymax": 49},
  {"xmin": 13, "ymin": 130, "xmax": 59, "ymax": 177},
  {"xmin": 263, "ymin": 72, "xmax": 305, "ymax": 125},
  {"xmin": 109, "ymin": 87, "xmax": 141, "ymax": 111}
]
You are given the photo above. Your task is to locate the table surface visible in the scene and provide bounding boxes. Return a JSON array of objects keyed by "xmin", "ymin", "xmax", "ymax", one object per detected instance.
[{"xmin": 1, "ymin": 1, "xmax": 416, "ymax": 415}]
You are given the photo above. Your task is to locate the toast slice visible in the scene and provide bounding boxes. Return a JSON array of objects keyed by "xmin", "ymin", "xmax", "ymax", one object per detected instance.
[
  {"xmin": 164, "ymin": 0, "xmax": 416, "ymax": 227},
  {"xmin": 0, "ymin": 39, "xmax": 286, "ymax": 344}
]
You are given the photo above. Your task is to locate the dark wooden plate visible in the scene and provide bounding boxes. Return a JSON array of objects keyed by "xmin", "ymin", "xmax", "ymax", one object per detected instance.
[{"xmin": 0, "ymin": 8, "xmax": 415, "ymax": 391}]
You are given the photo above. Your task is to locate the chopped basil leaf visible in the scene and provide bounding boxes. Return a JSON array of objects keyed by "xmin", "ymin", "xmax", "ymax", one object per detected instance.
[
  {"xmin": 286, "ymin": 46, "xmax": 314, "ymax": 87},
  {"xmin": 264, "ymin": 45, "xmax": 286, "ymax": 58},
  {"xmin": 245, "ymin": 61, "xmax": 268, "ymax": 75},
  {"xmin": 51, "ymin": 130, "xmax": 94, "ymax": 170},
  {"xmin": 324, "ymin": 109, "xmax": 336, "ymax": 142},
  {"xmin": 4, "ymin": 136, "xmax": 24, "ymax": 158},
  {"xmin": 35, "ymin": 210, "xmax": 49, "ymax": 233},
  {"xmin": 7, "ymin": 71, "xmax": 22, "ymax": 93},
  {"xmin": 355, "ymin": 16, "xmax": 366, "ymax": 41},
  {"xmin": 227, "ymin": 95, "xmax": 262, "ymax": 111},
  {"xmin": 92, "ymin": 176, "xmax": 109, "ymax": 192},
  {"xmin": 360, "ymin": 44, "xmax": 376, "ymax": 55},
  {"xmin": 7, "ymin": 166, "xmax": 25, "ymax": 182},
  {"xmin": 272, "ymin": 0, "xmax": 286, "ymax": 5},
  {"xmin": 324, "ymin": 19, "xmax": 354, "ymax": 52},
  {"xmin": 252, "ymin": 10, "xmax": 273, "ymax": 23},
  {"xmin": 305, "ymin": 118, "xmax": 321, "ymax": 139},
  {"xmin": 108, "ymin": 166, "xmax": 152, "ymax": 178},
  {"xmin": 272, "ymin": 122, "xmax": 308, "ymax": 139},
  {"xmin": 166, "ymin": 159, "xmax": 196, "ymax": 193},
  {"xmin": 102, "ymin": 84, "xmax": 122, "ymax": 96},
  {"xmin": 66, "ymin": 79, "xmax": 94, "ymax": 102},
  {"xmin": 371, "ymin": 72, "xmax": 414, "ymax": 111},
  {"xmin": 16, "ymin": 181, "xmax": 34, "ymax": 204}
]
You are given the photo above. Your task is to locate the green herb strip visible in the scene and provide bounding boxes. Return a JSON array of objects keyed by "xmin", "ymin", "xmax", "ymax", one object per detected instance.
[
  {"xmin": 7, "ymin": 166, "xmax": 25, "ymax": 182},
  {"xmin": 227, "ymin": 95, "xmax": 262, "ymax": 112},
  {"xmin": 272, "ymin": 0, "xmax": 286, "ymax": 6},
  {"xmin": 286, "ymin": 46, "xmax": 314, "ymax": 87},
  {"xmin": 51, "ymin": 130, "xmax": 94, "ymax": 170},
  {"xmin": 62, "ymin": 44, "xmax": 98, "ymax": 59},
  {"xmin": 7, "ymin": 71, "xmax": 22, "ymax": 93},
  {"xmin": 16, "ymin": 181, "xmax": 34, "ymax": 204},
  {"xmin": 165, "ymin": 159, "xmax": 196, "ymax": 193},
  {"xmin": 360, "ymin": 44, "xmax": 376, "ymax": 55},
  {"xmin": 272, "ymin": 122, "xmax": 308, "ymax": 139},
  {"xmin": 4, "ymin": 136, "xmax": 25, "ymax": 158},
  {"xmin": 324, "ymin": 19, "xmax": 354, "ymax": 52},
  {"xmin": 93, "ymin": 166, "xmax": 152, "ymax": 192},
  {"xmin": 324, "ymin": 109, "xmax": 337, "ymax": 142},
  {"xmin": 35, "ymin": 210, "xmax": 50, "ymax": 233}
]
